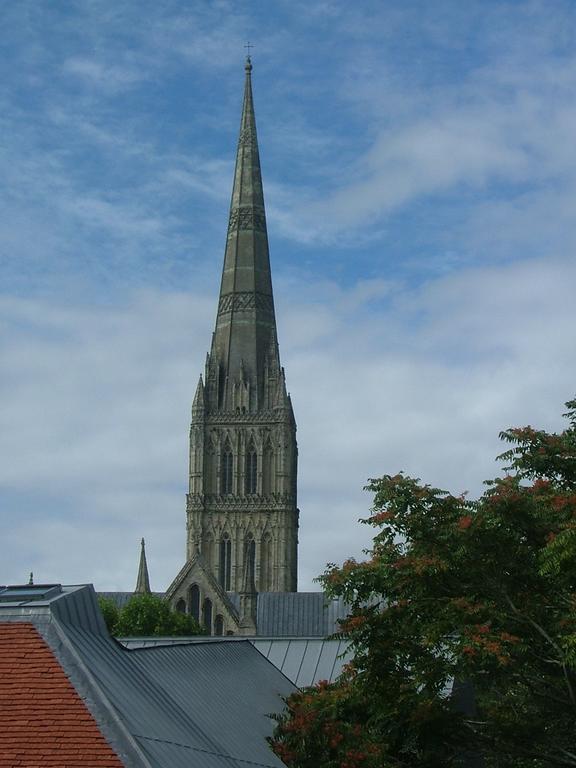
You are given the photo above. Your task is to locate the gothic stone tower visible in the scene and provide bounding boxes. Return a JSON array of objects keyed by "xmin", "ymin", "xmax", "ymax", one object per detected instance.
[{"xmin": 167, "ymin": 58, "xmax": 298, "ymax": 631}]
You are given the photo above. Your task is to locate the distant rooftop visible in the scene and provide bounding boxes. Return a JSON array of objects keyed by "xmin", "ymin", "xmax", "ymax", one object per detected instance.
[{"xmin": 100, "ymin": 589, "xmax": 352, "ymax": 637}]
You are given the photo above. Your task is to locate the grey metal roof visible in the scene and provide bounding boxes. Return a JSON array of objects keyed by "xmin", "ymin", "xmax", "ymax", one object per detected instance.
[
  {"xmin": 98, "ymin": 590, "xmax": 351, "ymax": 638},
  {"xmin": 0, "ymin": 583, "xmax": 107, "ymax": 633},
  {"xmin": 64, "ymin": 625, "xmax": 291, "ymax": 767},
  {"xmin": 252, "ymin": 638, "xmax": 352, "ymax": 687},
  {"xmin": 256, "ymin": 592, "xmax": 349, "ymax": 636},
  {"xmin": 120, "ymin": 636, "xmax": 352, "ymax": 688},
  {"xmin": 1, "ymin": 584, "xmax": 293, "ymax": 768}
]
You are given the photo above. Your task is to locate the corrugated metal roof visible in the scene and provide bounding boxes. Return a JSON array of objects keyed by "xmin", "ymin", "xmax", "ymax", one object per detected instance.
[
  {"xmin": 52, "ymin": 584, "xmax": 109, "ymax": 634},
  {"xmin": 1, "ymin": 585, "xmax": 293, "ymax": 768},
  {"xmin": 61, "ymin": 624, "xmax": 291, "ymax": 768},
  {"xmin": 121, "ymin": 636, "xmax": 352, "ymax": 688},
  {"xmin": 0, "ymin": 584, "xmax": 108, "ymax": 634},
  {"xmin": 252, "ymin": 638, "xmax": 352, "ymax": 687},
  {"xmin": 256, "ymin": 593, "xmax": 350, "ymax": 636}
]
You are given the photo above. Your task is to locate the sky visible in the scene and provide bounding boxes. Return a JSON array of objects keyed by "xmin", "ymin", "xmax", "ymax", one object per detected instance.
[{"xmin": 2, "ymin": 0, "xmax": 576, "ymax": 592}]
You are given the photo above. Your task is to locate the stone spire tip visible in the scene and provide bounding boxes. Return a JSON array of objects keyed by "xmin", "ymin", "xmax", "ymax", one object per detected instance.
[
  {"xmin": 244, "ymin": 41, "xmax": 253, "ymax": 72},
  {"xmin": 135, "ymin": 537, "xmax": 151, "ymax": 595}
]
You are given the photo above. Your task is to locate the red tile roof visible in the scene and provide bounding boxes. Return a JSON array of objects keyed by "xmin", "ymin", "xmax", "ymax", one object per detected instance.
[{"xmin": 0, "ymin": 622, "xmax": 124, "ymax": 768}]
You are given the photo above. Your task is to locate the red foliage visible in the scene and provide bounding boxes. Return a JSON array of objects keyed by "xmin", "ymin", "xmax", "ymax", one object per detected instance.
[{"xmin": 369, "ymin": 510, "xmax": 394, "ymax": 524}]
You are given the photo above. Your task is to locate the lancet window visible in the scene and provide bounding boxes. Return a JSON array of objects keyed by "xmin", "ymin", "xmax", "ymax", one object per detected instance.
[
  {"xmin": 245, "ymin": 533, "xmax": 256, "ymax": 580},
  {"xmin": 203, "ymin": 598, "xmax": 213, "ymax": 634},
  {"xmin": 221, "ymin": 442, "xmax": 233, "ymax": 495},
  {"xmin": 219, "ymin": 534, "xmax": 232, "ymax": 591},
  {"xmin": 176, "ymin": 598, "xmax": 186, "ymax": 614},
  {"xmin": 263, "ymin": 439, "xmax": 273, "ymax": 496},
  {"xmin": 205, "ymin": 438, "xmax": 217, "ymax": 494},
  {"xmin": 245, "ymin": 442, "xmax": 257, "ymax": 494},
  {"xmin": 260, "ymin": 533, "xmax": 272, "ymax": 591},
  {"xmin": 189, "ymin": 584, "xmax": 200, "ymax": 622}
]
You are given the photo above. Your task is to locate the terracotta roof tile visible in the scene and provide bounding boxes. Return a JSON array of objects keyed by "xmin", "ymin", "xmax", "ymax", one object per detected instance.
[{"xmin": 0, "ymin": 623, "xmax": 124, "ymax": 768}]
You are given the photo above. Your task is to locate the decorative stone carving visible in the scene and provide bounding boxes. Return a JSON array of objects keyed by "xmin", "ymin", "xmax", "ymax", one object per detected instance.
[
  {"xmin": 238, "ymin": 127, "xmax": 256, "ymax": 147},
  {"xmin": 187, "ymin": 492, "xmax": 296, "ymax": 511},
  {"xmin": 227, "ymin": 206, "xmax": 267, "ymax": 236},
  {"xmin": 217, "ymin": 292, "xmax": 274, "ymax": 317}
]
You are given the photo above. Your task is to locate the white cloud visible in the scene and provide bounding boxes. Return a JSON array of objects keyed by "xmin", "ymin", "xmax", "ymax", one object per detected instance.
[
  {"xmin": 63, "ymin": 57, "xmax": 145, "ymax": 91},
  {"xmin": 257, "ymin": 8, "xmax": 576, "ymax": 251},
  {"xmin": 2, "ymin": 0, "xmax": 576, "ymax": 596},
  {"xmin": 295, "ymin": 90, "xmax": 560, "ymax": 238},
  {"xmin": 2, "ymin": 255, "xmax": 574, "ymax": 590}
]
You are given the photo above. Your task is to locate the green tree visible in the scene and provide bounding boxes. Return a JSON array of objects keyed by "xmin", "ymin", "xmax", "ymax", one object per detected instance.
[
  {"xmin": 271, "ymin": 399, "xmax": 576, "ymax": 768},
  {"xmin": 99, "ymin": 594, "xmax": 204, "ymax": 637},
  {"xmin": 98, "ymin": 596, "xmax": 120, "ymax": 634}
]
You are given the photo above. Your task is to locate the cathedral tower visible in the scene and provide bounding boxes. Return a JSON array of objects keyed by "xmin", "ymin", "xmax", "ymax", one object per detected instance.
[{"xmin": 185, "ymin": 57, "xmax": 298, "ymax": 597}]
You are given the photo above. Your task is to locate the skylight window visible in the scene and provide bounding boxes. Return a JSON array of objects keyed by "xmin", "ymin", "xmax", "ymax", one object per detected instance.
[{"xmin": 0, "ymin": 584, "xmax": 62, "ymax": 603}]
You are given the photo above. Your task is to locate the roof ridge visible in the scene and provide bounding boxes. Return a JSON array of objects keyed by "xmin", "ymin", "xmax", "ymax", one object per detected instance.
[{"xmin": 41, "ymin": 616, "xmax": 153, "ymax": 767}]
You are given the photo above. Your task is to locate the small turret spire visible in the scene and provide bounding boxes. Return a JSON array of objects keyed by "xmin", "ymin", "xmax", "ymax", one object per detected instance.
[
  {"xmin": 238, "ymin": 540, "xmax": 257, "ymax": 634},
  {"xmin": 192, "ymin": 375, "xmax": 205, "ymax": 414},
  {"xmin": 135, "ymin": 538, "xmax": 151, "ymax": 594}
]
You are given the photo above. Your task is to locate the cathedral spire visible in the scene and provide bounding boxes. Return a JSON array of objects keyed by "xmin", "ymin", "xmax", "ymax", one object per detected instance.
[
  {"xmin": 135, "ymin": 538, "xmax": 151, "ymax": 595},
  {"xmin": 209, "ymin": 57, "xmax": 279, "ymax": 411},
  {"xmin": 176, "ymin": 56, "xmax": 299, "ymax": 603}
]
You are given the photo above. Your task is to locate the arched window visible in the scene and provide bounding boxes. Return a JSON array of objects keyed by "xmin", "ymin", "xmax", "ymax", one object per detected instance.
[
  {"xmin": 221, "ymin": 442, "xmax": 233, "ymax": 495},
  {"xmin": 189, "ymin": 584, "xmax": 200, "ymax": 622},
  {"xmin": 219, "ymin": 534, "xmax": 232, "ymax": 591},
  {"xmin": 176, "ymin": 598, "xmax": 186, "ymax": 614},
  {"xmin": 261, "ymin": 533, "xmax": 272, "ymax": 591},
  {"xmin": 247, "ymin": 535, "xmax": 256, "ymax": 570},
  {"xmin": 245, "ymin": 443, "xmax": 257, "ymax": 494},
  {"xmin": 244, "ymin": 533, "xmax": 256, "ymax": 585},
  {"xmin": 205, "ymin": 438, "xmax": 217, "ymax": 493},
  {"xmin": 203, "ymin": 598, "xmax": 213, "ymax": 635},
  {"xmin": 214, "ymin": 615, "xmax": 224, "ymax": 636},
  {"xmin": 263, "ymin": 440, "xmax": 273, "ymax": 496}
]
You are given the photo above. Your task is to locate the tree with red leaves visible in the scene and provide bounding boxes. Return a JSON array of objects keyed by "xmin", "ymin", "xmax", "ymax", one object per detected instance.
[{"xmin": 270, "ymin": 399, "xmax": 576, "ymax": 768}]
